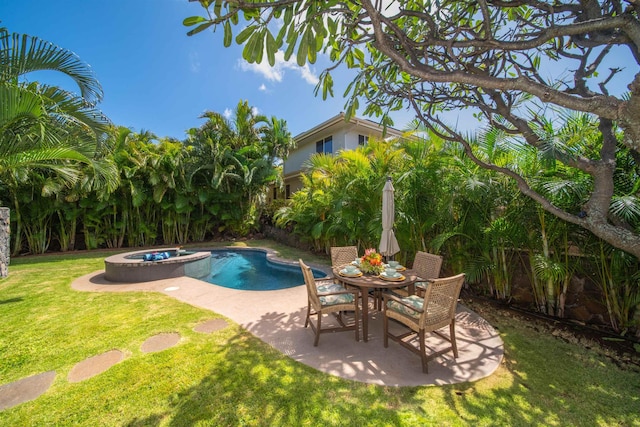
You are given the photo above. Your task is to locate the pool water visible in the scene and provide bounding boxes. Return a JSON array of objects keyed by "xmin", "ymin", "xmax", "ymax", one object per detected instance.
[{"xmin": 205, "ymin": 249, "xmax": 326, "ymax": 291}]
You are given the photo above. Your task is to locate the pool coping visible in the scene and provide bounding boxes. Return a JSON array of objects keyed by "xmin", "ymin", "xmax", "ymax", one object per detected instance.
[{"xmin": 104, "ymin": 248, "xmax": 212, "ymax": 283}]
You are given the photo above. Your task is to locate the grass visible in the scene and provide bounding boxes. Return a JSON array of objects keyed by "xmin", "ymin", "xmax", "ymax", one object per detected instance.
[{"xmin": 0, "ymin": 239, "xmax": 639, "ymax": 426}]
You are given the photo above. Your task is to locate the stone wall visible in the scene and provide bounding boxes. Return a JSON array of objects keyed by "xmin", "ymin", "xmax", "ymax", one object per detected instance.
[
  {"xmin": 0, "ymin": 208, "xmax": 9, "ymax": 278},
  {"xmin": 264, "ymin": 224, "xmax": 617, "ymax": 327},
  {"xmin": 262, "ymin": 225, "xmax": 315, "ymax": 252}
]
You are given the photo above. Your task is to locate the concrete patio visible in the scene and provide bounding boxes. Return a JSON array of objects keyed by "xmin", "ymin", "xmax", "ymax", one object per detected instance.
[{"xmin": 70, "ymin": 270, "xmax": 504, "ymax": 387}]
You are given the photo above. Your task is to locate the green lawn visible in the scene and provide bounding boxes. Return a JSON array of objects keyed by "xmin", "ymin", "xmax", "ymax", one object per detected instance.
[{"xmin": 0, "ymin": 240, "xmax": 638, "ymax": 426}]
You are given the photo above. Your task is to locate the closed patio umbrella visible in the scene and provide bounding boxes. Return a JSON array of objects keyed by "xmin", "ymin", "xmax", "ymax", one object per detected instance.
[{"xmin": 379, "ymin": 177, "xmax": 400, "ymax": 258}]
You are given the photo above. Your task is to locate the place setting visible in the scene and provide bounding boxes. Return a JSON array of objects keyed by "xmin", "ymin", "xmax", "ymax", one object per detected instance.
[
  {"xmin": 385, "ymin": 260, "xmax": 406, "ymax": 271},
  {"xmin": 339, "ymin": 264, "xmax": 363, "ymax": 277},
  {"xmin": 378, "ymin": 265, "xmax": 405, "ymax": 282}
]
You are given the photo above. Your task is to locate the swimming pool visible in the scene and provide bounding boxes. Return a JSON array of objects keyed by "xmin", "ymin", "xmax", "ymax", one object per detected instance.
[{"xmin": 205, "ymin": 248, "xmax": 328, "ymax": 291}]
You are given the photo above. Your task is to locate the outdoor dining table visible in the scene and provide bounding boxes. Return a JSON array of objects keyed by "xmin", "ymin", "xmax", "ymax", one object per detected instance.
[{"xmin": 333, "ymin": 267, "xmax": 418, "ymax": 342}]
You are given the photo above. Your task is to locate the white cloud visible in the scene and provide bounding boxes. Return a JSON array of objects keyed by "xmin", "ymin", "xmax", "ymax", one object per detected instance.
[
  {"xmin": 222, "ymin": 106, "xmax": 260, "ymax": 121},
  {"xmin": 189, "ymin": 51, "xmax": 200, "ymax": 73},
  {"xmin": 237, "ymin": 50, "xmax": 319, "ymax": 85}
]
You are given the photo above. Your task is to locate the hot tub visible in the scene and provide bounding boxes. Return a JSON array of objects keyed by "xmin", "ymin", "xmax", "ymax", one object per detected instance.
[{"xmin": 104, "ymin": 248, "xmax": 211, "ymax": 282}]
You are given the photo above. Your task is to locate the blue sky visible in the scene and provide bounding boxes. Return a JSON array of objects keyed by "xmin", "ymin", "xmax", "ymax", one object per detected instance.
[
  {"xmin": 2, "ymin": 1, "xmax": 638, "ymax": 142},
  {"xmin": 2, "ymin": 0, "xmax": 416, "ymax": 140}
]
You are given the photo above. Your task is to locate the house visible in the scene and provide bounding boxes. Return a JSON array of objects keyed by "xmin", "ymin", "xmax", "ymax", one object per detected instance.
[{"xmin": 275, "ymin": 113, "xmax": 403, "ymax": 200}]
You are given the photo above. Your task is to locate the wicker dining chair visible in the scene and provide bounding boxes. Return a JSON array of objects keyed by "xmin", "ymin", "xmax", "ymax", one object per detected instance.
[
  {"xmin": 300, "ymin": 259, "xmax": 360, "ymax": 346},
  {"xmin": 330, "ymin": 245, "xmax": 382, "ymax": 307},
  {"xmin": 413, "ymin": 251, "xmax": 443, "ymax": 296},
  {"xmin": 330, "ymin": 246, "xmax": 359, "ymax": 269},
  {"xmin": 383, "ymin": 273, "xmax": 465, "ymax": 373},
  {"xmin": 394, "ymin": 251, "xmax": 443, "ymax": 297}
]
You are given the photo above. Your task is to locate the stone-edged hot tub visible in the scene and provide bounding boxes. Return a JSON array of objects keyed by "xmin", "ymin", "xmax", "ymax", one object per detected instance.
[{"xmin": 104, "ymin": 248, "xmax": 211, "ymax": 283}]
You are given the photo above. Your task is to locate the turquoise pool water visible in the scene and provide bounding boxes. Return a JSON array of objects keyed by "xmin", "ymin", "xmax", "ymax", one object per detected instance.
[{"xmin": 205, "ymin": 249, "xmax": 326, "ymax": 291}]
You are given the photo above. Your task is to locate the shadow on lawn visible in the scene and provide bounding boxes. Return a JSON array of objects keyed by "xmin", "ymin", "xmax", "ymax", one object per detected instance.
[
  {"xmin": 123, "ymin": 296, "xmax": 638, "ymax": 425},
  {"xmin": 123, "ymin": 327, "xmax": 417, "ymax": 426}
]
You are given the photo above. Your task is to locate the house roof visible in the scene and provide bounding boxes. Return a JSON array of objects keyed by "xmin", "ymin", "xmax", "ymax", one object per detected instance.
[{"xmin": 293, "ymin": 112, "xmax": 403, "ymax": 142}]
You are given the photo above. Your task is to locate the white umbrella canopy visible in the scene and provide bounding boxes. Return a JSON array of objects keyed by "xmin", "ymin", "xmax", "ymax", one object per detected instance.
[{"xmin": 379, "ymin": 177, "xmax": 400, "ymax": 257}]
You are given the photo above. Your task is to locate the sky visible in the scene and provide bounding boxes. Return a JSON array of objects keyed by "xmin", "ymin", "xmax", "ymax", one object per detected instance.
[
  {"xmin": 1, "ymin": 0, "xmax": 416, "ymax": 141},
  {"xmin": 2, "ymin": 1, "xmax": 638, "ymax": 142}
]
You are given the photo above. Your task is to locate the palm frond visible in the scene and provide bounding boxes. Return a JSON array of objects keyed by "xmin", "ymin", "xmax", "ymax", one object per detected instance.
[
  {"xmin": 0, "ymin": 30, "xmax": 103, "ymax": 105},
  {"xmin": 610, "ymin": 196, "xmax": 640, "ymax": 223}
]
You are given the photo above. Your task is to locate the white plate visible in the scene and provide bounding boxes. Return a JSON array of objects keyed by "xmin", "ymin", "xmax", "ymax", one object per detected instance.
[
  {"xmin": 341, "ymin": 268, "xmax": 361, "ymax": 276},
  {"xmin": 380, "ymin": 271, "xmax": 401, "ymax": 278}
]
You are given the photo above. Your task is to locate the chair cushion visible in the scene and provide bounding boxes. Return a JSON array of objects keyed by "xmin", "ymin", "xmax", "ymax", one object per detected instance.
[
  {"xmin": 386, "ymin": 295, "xmax": 424, "ymax": 319},
  {"xmin": 316, "ymin": 283, "xmax": 354, "ymax": 306},
  {"xmin": 415, "ymin": 281, "xmax": 428, "ymax": 290}
]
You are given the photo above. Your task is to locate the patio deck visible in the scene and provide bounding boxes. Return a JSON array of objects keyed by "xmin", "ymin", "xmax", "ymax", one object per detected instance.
[{"xmin": 71, "ymin": 270, "xmax": 504, "ymax": 387}]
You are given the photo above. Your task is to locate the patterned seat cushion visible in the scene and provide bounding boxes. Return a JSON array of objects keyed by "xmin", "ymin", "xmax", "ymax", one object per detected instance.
[
  {"xmin": 415, "ymin": 281, "xmax": 428, "ymax": 290},
  {"xmin": 386, "ymin": 295, "xmax": 424, "ymax": 319},
  {"xmin": 316, "ymin": 283, "xmax": 355, "ymax": 306}
]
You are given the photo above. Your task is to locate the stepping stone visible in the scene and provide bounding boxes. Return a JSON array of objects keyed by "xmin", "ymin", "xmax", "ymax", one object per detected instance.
[
  {"xmin": 68, "ymin": 350, "xmax": 124, "ymax": 383},
  {"xmin": 141, "ymin": 332, "xmax": 181, "ymax": 353},
  {"xmin": 193, "ymin": 318, "xmax": 228, "ymax": 334},
  {"xmin": 0, "ymin": 370, "xmax": 56, "ymax": 411}
]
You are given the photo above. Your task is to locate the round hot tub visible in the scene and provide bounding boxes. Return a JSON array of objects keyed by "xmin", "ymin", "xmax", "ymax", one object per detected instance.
[{"xmin": 104, "ymin": 248, "xmax": 211, "ymax": 283}]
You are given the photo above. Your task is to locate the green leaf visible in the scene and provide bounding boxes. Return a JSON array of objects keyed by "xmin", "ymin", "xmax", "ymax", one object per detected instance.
[
  {"xmin": 186, "ymin": 21, "xmax": 215, "ymax": 36},
  {"xmin": 283, "ymin": 5, "xmax": 293, "ymax": 24},
  {"xmin": 322, "ymin": 72, "xmax": 334, "ymax": 100},
  {"xmin": 352, "ymin": 48, "xmax": 365, "ymax": 64},
  {"xmin": 266, "ymin": 31, "xmax": 277, "ymax": 66},
  {"xmin": 243, "ymin": 8, "xmax": 260, "ymax": 20},
  {"xmin": 328, "ymin": 17, "xmax": 337, "ymax": 35},
  {"xmin": 254, "ymin": 31, "xmax": 265, "ymax": 63},
  {"xmin": 311, "ymin": 221, "xmax": 324, "ymax": 239},
  {"xmin": 284, "ymin": 36, "xmax": 297, "ymax": 61},
  {"xmin": 236, "ymin": 25, "xmax": 257, "ymax": 44},
  {"xmin": 213, "ymin": 0, "xmax": 223, "ymax": 18},
  {"xmin": 306, "ymin": 27, "xmax": 317, "ymax": 64},
  {"xmin": 243, "ymin": 35, "xmax": 258, "ymax": 63},
  {"xmin": 223, "ymin": 21, "xmax": 232, "ymax": 47},
  {"xmin": 532, "ymin": 55, "xmax": 540, "ymax": 69},
  {"xmin": 345, "ymin": 50, "xmax": 354, "ymax": 68},
  {"xmin": 297, "ymin": 28, "xmax": 309, "ymax": 66},
  {"xmin": 276, "ymin": 22, "xmax": 287, "ymax": 46},
  {"xmin": 286, "ymin": 23, "xmax": 298, "ymax": 43},
  {"xmin": 344, "ymin": 97, "xmax": 359, "ymax": 120},
  {"xmin": 183, "ymin": 16, "xmax": 207, "ymax": 27}
]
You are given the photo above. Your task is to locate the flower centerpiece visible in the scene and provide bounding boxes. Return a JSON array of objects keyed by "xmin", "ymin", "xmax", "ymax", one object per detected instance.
[{"xmin": 359, "ymin": 248, "xmax": 384, "ymax": 275}]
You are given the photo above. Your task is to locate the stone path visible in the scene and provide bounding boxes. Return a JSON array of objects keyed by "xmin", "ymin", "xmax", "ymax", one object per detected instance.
[
  {"xmin": 67, "ymin": 350, "xmax": 125, "ymax": 383},
  {"xmin": 0, "ymin": 371, "xmax": 55, "ymax": 411},
  {"xmin": 141, "ymin": 333, "xmax": 181, "ymax": 353},
  {"xmin": 0, "ymin": 318, "xmax": 227, "ymax": 411}
]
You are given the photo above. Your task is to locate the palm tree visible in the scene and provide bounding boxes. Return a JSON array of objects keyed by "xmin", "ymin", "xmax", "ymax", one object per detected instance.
[
  {"xmin": 0, "ymin": 27, "xmax": 116, "ymax": 262},
  {"xmin": 186, "ymin": 100, "xmax": 288, "ymax": 235}
]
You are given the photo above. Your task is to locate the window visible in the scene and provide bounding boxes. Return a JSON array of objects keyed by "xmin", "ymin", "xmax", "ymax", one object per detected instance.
[
  {"xmin": 358, "ymin": 134, "xmax": 368, "ymax": 146},
  {"xmin": 285, "ymin": 185, "xmax": 291, "ymax": 199},
  {"xmin": 315, "ymin": 136, "xmax": 333, "ymax": 154}
]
